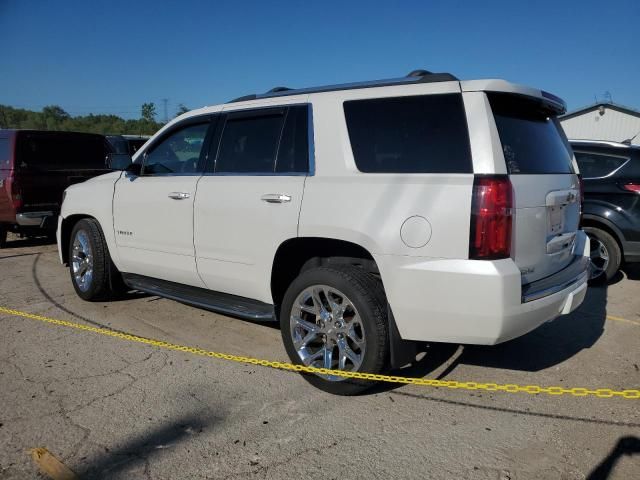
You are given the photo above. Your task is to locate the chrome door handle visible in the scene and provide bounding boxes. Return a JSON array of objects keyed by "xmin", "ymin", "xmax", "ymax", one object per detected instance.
[
  {"xmin": 168, "ymin": 192, "xmax": 191, "ymax": 200},
  {"xmin": 261, "ymin": 193, "xmax": 291, "ymax": 204}
]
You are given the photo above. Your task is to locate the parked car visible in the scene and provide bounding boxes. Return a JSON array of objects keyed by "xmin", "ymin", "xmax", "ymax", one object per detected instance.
[
  {"xmin": 570, "ymin": 139, "xmax": 640, "ymax": 283},
  {"xmin": 106, "ymin": 135, "xmax": 149, "ymax": 157},
  {"xmin": 0, "ymin": 130, "xmax": 113, "ymax": 247},
  {"xmin": 57, "ymin": 70, "xmax": 590, "ymax": 394}
]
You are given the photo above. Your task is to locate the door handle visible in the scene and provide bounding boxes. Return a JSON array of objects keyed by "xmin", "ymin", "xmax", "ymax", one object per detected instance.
[
  {"xmin": 168, "ymin": 192, "xmax": 191, "ymax": 200},
  {"xmin": 261, "ymin": 193, "xmax": 291, "ymax": 204}
]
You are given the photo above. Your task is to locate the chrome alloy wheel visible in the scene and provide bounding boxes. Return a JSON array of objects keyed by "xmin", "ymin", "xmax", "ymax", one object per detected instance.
[
  {"xmin": 588, "ymin": 236, "xmax": 610, "ymax": 280},
  {"xmin": 290, "ymin": 285, "xmax": 366, "ymax": 381},
  {"xmin": 71, "ymin": 230, "xmax": 94, "ymax": 292}
]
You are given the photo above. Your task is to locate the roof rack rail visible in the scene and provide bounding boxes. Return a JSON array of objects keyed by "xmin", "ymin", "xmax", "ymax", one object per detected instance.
[{"xmin": 227, "ymin": 69, "xmax": 458, "ymax": 103}]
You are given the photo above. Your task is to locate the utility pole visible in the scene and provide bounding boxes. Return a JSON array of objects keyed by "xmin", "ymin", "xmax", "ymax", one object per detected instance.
[{"xmin": 162, "ymin": 98, "xmax": 168, "ymax": 123}]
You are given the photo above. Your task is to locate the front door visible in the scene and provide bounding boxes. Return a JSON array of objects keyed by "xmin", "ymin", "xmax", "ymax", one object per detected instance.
[{"xmin": 113, "ymin": 118, "xmax": 213, "ymax": 287}]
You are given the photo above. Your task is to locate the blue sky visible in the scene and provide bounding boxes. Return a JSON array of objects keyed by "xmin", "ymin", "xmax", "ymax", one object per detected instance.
[{"xmin": 1, "ymin": 0, "xmax": 638, "ymax": 119}]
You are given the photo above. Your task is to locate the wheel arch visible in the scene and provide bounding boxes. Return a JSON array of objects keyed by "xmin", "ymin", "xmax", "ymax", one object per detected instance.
[
  {"xmin": 270, "ymin": 237, "xmax": 379, "ymax": 309},
  {"xmin": 270, "ymin": 236, "xmax": 417, "ymax": 369},
  {"xmin": 60, "ymin": 214, "xmax": 95, "ymax": 264},
  {"xmin": 582, "ymin": 214, "xmax": 625, "ymax": 260}
]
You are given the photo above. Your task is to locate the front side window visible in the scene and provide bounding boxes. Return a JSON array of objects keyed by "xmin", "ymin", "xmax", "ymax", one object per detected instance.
[
  {"xmin": 143, "ymin": 123, "xmax": 209, "ymax": 175},
  {"xmin": 344, "ymin": 94, "xmax": 472, "ymax": 173},
  {"xmin": 215, "ymin": 112, "xmax": 285, "ymax": 173},
  {"xmin": 574, "ymin": 151, "xmax": 628, "ymax": 179}
]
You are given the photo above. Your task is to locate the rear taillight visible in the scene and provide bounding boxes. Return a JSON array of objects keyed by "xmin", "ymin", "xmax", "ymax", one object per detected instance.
[
  {"xmin": 8, "ymin": 173, "xmax": 22, "ymax": 210},
  {"xmin": 622, "ymin": 183, "xmax": 640, "ymax": 194},
  {"xmin": 469, "ymin": 175, "xmax": 513, "ymax": 260}
]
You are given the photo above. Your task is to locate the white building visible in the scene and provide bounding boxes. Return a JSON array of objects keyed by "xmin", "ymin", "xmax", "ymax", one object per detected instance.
[{"xmin": 560, "ymin": 103, "xmax": 640, "ymax": 145}]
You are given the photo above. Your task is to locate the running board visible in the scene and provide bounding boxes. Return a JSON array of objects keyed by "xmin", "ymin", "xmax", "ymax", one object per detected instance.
[{"xmin": 121, "ymin": 273, "xmax": 276, "ymax": 322}]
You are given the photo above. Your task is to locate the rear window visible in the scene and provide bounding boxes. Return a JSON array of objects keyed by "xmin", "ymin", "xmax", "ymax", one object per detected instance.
[
  {"xmin": 344, "ymin": 94, "xmax": 472, "ymax": 173},
  {"xmin": 574, "ymin": 151, "xmax": 628, "ymax": 179},
  {"xmin": 489, "ymin": 93, "xmax": 574, "ymax": 174},
  {"xmin": 17, "ymin": 133, "xmax": 109, "ymax": 170}
]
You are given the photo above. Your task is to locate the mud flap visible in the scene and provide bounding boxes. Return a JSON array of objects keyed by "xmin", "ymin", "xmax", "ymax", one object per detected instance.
[{"xmin": 388, "ymin": 305, "xmax": 418, "ymax": 368}]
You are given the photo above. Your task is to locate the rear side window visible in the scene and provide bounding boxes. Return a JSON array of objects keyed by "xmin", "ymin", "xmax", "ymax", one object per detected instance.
[
  {"xmin": 574, "ymin": 151, "xmax": 628, "ymax": 179},
  {"xmin": 344, "ymin": 94, "xmax": 472, "ymax": 173},
  {"xmin": 0, "ymin": 138, "xmax": 9, "ymax": 168},
  {"xmin": 215, "ymin": 112, "xmax": 284, "ymax": 173},
  {"xmin": 489, "ymin": 93, "xmax": 574, "ymax": 174},
  {"xmin": 275, "ymin": 106, "xmax": 309, "ymax": 173},
  {"xmin": 17, "ymin": 133, "xmax": 109, "ymax": 170}
]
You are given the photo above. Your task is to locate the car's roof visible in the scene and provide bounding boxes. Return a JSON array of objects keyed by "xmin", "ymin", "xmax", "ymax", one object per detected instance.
[{"xmin": 569, "ymin": 139, "xmax": 640, "ymax": 150}]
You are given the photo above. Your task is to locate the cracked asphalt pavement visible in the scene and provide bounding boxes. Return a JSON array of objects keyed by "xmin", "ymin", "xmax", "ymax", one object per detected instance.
[{"xmin": 1, "ymin": 236, "xmax": 639, "ymax": 479}]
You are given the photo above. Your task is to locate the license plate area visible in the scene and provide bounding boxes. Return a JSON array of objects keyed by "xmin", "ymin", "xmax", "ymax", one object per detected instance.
[{"xmin": 548, "ymin": 205, "xmax": 566, "ymax": 235}]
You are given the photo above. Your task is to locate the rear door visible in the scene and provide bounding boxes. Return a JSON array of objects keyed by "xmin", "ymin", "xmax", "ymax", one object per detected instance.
[
  {"xmin": 194, "ymin": 104, "xmax": 309, "ymax": 303},
  {"xmin": 487, "ymin": 93, "xmax": 582, "ymax": 284}
]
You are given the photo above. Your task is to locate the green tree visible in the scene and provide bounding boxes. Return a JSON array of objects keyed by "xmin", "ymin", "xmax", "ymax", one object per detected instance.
[
  {"xmin": 141, "ymin": 103, "xmax": 156, "ymax": 122},
  {"xmin": 175, "ymin": 103, "xmax": 189, "ymax": 117}
]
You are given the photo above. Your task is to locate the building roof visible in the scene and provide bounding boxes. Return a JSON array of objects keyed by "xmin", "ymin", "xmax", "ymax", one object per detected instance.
[{"xmin": 560, "ymin": 102, "xmax": 640, "ymax": 121}]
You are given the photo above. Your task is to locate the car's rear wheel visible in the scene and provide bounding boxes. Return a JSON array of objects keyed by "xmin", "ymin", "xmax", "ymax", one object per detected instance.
[
  {"xmin": 69, "ymin": 218, "xmax": 123, "ymax": 301},
  {"xmin": 280, "ymin": 265, "xmax": 389, "ymax": 395},
  {"xmin": 584, "ymin": 227, "xmax": 621, "ymax": 285}
]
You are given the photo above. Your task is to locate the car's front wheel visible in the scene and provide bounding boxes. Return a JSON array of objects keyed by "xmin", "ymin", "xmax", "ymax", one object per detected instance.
[
  {"xmin": 69, "ymin": 218, "xmax": 123, "ymax": 301},
  {"xmin": 280, "ymin": 265, "xmax": 389, "ymax": 395}
]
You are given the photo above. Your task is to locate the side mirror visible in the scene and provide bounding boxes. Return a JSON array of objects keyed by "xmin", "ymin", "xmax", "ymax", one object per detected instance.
[
  {"xmin": 107, "ymin": 153, "xmax": 133, "ymax": 170},
  {"xmin": 125, "ymin": 162, "xmax": 143, "ymax": 176}
]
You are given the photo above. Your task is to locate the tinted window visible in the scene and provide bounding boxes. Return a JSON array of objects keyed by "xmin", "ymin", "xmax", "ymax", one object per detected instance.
[
  {"xmin": 275, "ymin": 106, "xmax": 309, "ymax": 173},
  {"xmin": 144, "ymin": 123, "xmax": 209, "ymax": 175},
  {"xmin": 215, "ymin": 112, "xmax": 284, "ymax": 173},
  {"xmin": 574, "ymin": 151, "xmax": 628, "ymax": 179},
  {"xmin": 489, "ymin": 93, "xmax": 574, "ymax": 174},
  {"xmin": 344, "ymin": 94, "xmax": 472, "ymax": 173},
  {"xmin": 17, "ymin": 133, "xmax": 108, "ymax": 170},
  {"xmin": 0, "ymin": 138, "xmax": 9, "ymax": 168}
]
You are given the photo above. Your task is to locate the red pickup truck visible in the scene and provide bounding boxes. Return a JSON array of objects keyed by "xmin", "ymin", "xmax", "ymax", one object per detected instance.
[{"xmin": 0, "ymin": 130, "xmax": 113, "ymax": 247}]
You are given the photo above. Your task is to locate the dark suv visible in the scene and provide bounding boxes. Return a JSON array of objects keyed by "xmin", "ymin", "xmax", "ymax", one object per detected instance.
[
  {"xmin": 0, "ymin": 130, "xmax": 113, "ymax": 247},
  {"xmin": 571, "ymin": 140, "xmax": 640, "ymax": 283}
]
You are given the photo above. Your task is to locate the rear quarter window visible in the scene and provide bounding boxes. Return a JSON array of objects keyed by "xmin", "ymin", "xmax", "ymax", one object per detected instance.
[
  {"xmin": 489, "ymin": 93, "xmax": 574, "ymax": 175},
  {"xmin": 574, "ymin": 151, "xmax": 629, "ymax": 179},
  {"xmin": 343, "ymin": 94, "xmax": 472, "ymax": 173}
]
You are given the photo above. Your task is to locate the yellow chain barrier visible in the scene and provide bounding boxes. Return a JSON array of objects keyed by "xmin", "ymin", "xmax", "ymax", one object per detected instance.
[{"xmin": 1, "ymin": 306, "xmax": 638, "ymax": 400}]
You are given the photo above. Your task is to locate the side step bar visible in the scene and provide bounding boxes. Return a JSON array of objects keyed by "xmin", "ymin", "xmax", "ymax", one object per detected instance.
[{"xmin": 121, "ymin": 273, "xmax": 276, "ymax": 322}]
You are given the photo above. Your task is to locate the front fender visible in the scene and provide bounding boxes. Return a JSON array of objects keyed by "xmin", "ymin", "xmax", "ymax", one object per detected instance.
[{"xmin": 60, "ymin": 171, "xmax": 123, "ymax": 269}]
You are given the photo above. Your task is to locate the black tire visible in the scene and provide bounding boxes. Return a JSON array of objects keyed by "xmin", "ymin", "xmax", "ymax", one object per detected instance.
[
  {"xmin": 69, "ymin": 218, "xmax": 124, "ymax": 301},
  {"xmin": 280, "ymin": 265, "xmax": 389, "ymax": 395},
  {"xmin": 0, "ymin": 224, "xmax": 7, "ymax": 248},
  {"xmin": 584, "ymin": 227, "xmax": 621, "ymax": 285}
]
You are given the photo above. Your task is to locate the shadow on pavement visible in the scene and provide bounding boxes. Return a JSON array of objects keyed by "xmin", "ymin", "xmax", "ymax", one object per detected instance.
[
  {"xmin": 455, "ymin": 285, "xmax": 608, "ymax": 372},
  {"xmin": 1, "ymin": 234, "xmax": 56, "ymax": 249},
  {"xmin": 77, "ymin": 414, "xmax": 214, "ymax": 479},
  {"xmin": 621, "ymin": 263, "xmax": 640, "ymax": 281},
  {"xmin": 587, "ymin": 436, "xmax": 640, "ymax": 480}
]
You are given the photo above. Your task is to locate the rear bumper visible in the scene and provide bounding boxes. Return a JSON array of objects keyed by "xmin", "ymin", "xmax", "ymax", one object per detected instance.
[
  {"xmin": 15, "ymin": 211, "xmax": 55, "ymax": 228},
  {"xmin": 374, "ymin": 231, "xmax": 590, "ymax": 345}
]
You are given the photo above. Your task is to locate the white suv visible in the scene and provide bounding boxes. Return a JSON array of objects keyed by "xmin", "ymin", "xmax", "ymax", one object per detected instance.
[{"xmin": 58, "ymin": 70, "xmax": 590, "ymax": 394}]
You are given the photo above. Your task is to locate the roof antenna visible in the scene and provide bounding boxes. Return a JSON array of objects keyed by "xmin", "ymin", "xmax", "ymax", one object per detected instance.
[{"xmin": 622, "ymin": 129, "xmax": 640, "ymax": 145}]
